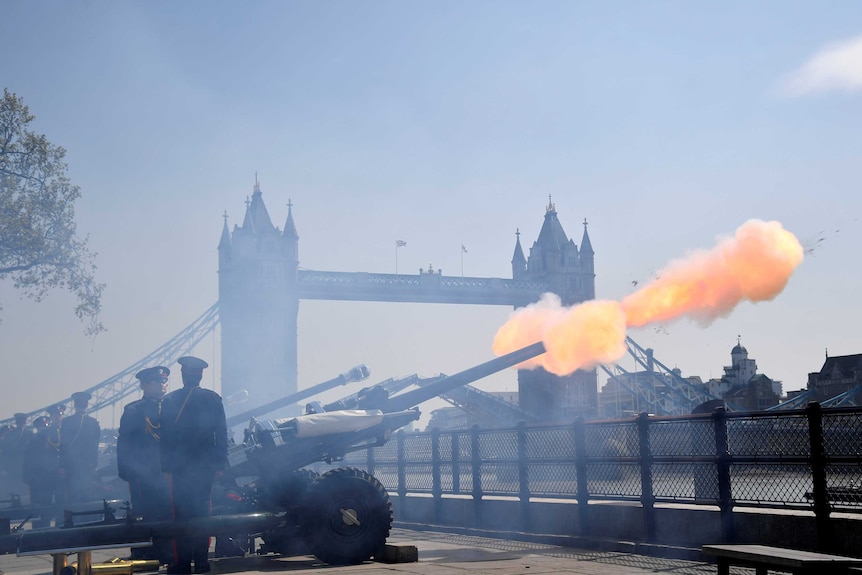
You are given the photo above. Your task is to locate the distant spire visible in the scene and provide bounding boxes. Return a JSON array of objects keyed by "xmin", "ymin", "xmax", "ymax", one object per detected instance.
[
  {"xmin": 218, "ymin": 210, "xmax": 231, "ymax": 251},
  {"xmin": 536, "ymin": 198, "xmax": 569, "ymax": 253},
  {"xmin": 282, "ymin": 198, "xmax": 298, "ymax": 241},
  {"xmin": 242, "ymin": 176, "xmax": 275, "ymax": 233},
  {"xmin": 511, "ymin": 227, "xmax": 526, "ymax": 278},
  {"xmin": 242, "ymin": 195, "xmax": 255, "ymax": 231},
  {"xmin": 580, "ymin": 217, "xmax": 594, "ymax": 256}
]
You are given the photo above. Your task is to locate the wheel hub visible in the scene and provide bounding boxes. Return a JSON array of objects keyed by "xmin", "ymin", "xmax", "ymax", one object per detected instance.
[{"xmin": 340, "ymin": 507, "xmax": 360, "ymax": 526}]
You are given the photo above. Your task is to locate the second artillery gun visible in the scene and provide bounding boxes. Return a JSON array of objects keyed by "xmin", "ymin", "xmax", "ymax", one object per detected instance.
[{"xmin": 211, "ymin": 341, "xmax": 547, "ymax": 565}]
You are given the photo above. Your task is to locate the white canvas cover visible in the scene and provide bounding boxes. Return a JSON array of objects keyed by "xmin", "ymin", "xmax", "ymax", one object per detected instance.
[{"xmin": 275, "ymin": 409, "xmax": 385, "ymax": 438}]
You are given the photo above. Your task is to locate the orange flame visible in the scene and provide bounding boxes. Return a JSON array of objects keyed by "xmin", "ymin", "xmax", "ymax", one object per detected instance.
[
  {"xmin": 493, "ymin": 219, "xmax": 804, "ymax": 375},
  {"xmin": 622, "ymin": 219, "xmax": 805, "ymax": 327}
]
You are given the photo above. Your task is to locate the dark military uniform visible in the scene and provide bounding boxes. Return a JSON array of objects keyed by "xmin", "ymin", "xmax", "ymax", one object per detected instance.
[
  {"xmin": 117, "ymin": 366, "xmax": 172, "ymax": 563},
  {"xmin": 23, "ymin": 415, "xmax": 64, "ymax": 527},
  {"xmin": 0, "ymin": 415, "xmax": 31, "ymax": 499},
  {"xmin": 160, "ymin": 357, "xmax": 227, "ymax": 575},
  {"xmin": 118, "ymin": 395, "xmax": 166, "ymax": 503},
  {"xmin": 60, "ymin": 392, "xmax": 101, "ymax": 503}
]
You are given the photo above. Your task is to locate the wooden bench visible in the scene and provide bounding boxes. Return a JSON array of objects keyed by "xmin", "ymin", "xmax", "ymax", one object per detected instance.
[{"xmin": 702, "ymin": 544, "xmax": 862, "ymax": 575}]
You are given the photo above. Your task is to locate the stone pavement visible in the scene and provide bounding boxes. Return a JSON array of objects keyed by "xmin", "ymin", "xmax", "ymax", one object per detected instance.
[{"xmin": 0, "ymin": 527, "xmax": 749, "ymax": 575}]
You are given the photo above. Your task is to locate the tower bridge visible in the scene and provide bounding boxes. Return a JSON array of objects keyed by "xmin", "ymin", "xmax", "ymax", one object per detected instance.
[
  {"xmin": 217, "ymin": 186, "xmax": 599, "ymax": 422},
  {"xmin": 4, "ymin": 181, "xmax": 822, "ymax": 429}
]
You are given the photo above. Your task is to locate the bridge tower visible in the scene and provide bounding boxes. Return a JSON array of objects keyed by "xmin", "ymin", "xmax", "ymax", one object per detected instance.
[
  {"xmin": 514, "ymin": 197, "xmax": 598, "ymax": 420},
  {"xmin": 218, "ymin": 179, "xmax": 299, "ymax": 418}
]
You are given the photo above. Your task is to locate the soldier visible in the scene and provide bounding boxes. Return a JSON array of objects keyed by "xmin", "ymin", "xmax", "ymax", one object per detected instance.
[
  {"xmin": 0, "ymin": 413, "xmax": 31, "ymax": 499},
  {"xmin": 0, "ymin": 424, "xmax": 13, "ymax": 499},
  {"xmin": 160, "ymin": 356, "xmax": 227, "ymax": 575},
  {"xmin": 117, "ymin": 365, "xmax": 172, "ymax": 563},
  {"xmin": 23, "ymin": 407, "xmax": 64, "ymax": 527},
  {"xmin": 60, "ymin": 391, "xmax": 101, "ymax": 503}
]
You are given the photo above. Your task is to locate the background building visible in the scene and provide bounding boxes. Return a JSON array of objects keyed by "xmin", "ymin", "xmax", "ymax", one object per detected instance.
[
  {"xmin": 218, "ymin": 181, "xmax": 299, "ymax": 418},
  {"xmin": 514, "ymin": 198, "xmax": 597, "ymax": 421},
  {"xmin": 597, "ymin": 341, "xmax": 782, "ymax": 417},
  {"xmin": 705, "ymin": 342, "xmax": 781, "ymax": 411},
  {"xmin": 805, "ymin": 353, "xmax": 862, "ymax": 403}
]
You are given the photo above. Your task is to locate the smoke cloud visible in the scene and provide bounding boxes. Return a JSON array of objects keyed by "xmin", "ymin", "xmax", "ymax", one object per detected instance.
[{"xmin": 492, "ymin": 219, "xmax": 804, "ymax": 375}]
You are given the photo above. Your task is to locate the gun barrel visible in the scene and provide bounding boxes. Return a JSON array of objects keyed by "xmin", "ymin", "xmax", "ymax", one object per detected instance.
[
  {"xmin": 226, "ymin": 365, "xmax": 370, "ymax": 427},
  {"xmin": 323, "ymin": 373, "xmax": 433, "ymax": 412},
  {"xmin": 384, "ymin": 341, "xmax": 546, "ymax": 412}
]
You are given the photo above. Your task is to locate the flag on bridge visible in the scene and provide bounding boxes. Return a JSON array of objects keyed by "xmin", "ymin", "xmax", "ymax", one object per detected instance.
[
  {"xmin": 396, "ymin": 240, "xmax": 407, "ymax": 247},
  {"xmin": 461, "ymin": 244, "xmax": 468, "ymax": 253}
]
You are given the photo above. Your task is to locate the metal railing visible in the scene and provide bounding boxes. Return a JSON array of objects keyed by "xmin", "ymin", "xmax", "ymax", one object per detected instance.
[{"xmin": 341, "ymin": 402, "xmax": 862, "ymax": 543}]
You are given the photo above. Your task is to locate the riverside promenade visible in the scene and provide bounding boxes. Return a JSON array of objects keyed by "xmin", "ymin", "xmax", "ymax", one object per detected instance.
[{"xmin": 0, "ymin": 527, "xmax": 737, "ymax": 575}]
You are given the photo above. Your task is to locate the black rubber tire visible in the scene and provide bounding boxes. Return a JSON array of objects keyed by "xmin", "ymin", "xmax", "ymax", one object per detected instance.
[{"xmin": 299, "ymin": 467, "xmax": 392, "ymax": 565}]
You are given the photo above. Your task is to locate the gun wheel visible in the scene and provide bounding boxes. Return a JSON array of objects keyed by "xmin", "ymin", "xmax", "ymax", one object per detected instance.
[{"xmin": 299, "ymin": 467, "xmax": 392, "ymax": 565}]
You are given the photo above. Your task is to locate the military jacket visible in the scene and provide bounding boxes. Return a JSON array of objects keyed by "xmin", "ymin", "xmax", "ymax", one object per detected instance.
[
  {"xmin": 22, "ymin": 426, "xmax": 61, "ymax": 485},
  {"xmin": 0, "ymin": 425, "xmax": 32, "ymax": 457},
  {"xmin": 117, "ymin": 397, "xmax": 163, "ymax": 482},
  {"xmin": 160, "ymin": 386, "xmax": 228, "ymax": 475},
  {"xmin": 59, "ymin": 413, "xmax": 101, "ymax": 473},
  {"xmin": 0, "ymin": 425, "xmax": 32, "ymax": 463}
]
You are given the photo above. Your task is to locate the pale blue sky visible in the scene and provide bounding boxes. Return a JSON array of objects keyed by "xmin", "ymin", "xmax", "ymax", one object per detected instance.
[{"xmin": 2, "ymin": 1, "xmax": 861, "ymax": 427}]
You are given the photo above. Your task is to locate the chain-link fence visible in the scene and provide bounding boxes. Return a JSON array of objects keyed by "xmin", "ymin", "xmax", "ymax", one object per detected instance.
[{"xmin": 343, "ymin": 403, "xmax": 862, "ymax": 540}]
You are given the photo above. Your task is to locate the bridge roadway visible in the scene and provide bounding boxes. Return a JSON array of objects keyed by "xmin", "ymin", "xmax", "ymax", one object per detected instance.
[
  {"xmin": 297, "ymin": 270, "xmax": 548, "ymax": 306},
  {"xmin": 0, "ymin": 526, "xmax": 725, "ymax": 575}
]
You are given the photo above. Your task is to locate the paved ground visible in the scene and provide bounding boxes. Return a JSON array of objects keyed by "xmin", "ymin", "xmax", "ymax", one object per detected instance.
[{"xmin": 0, "ymin": 528, "xmax": 754, "ymax": 575}]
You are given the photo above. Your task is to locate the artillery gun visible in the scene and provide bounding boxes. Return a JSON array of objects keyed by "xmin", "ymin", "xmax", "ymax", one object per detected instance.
[{"xmin": 211, "ymin": 341, "xmax": 546, "ymax": 564}]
